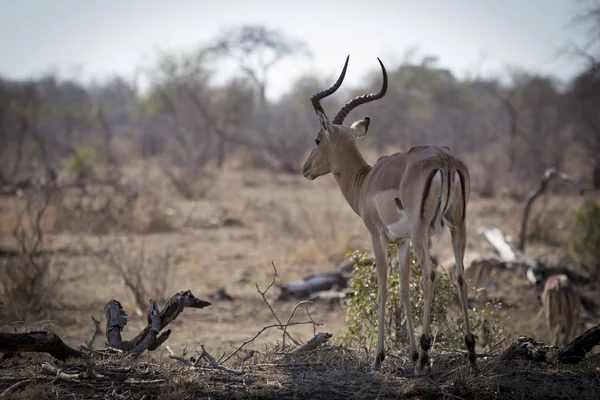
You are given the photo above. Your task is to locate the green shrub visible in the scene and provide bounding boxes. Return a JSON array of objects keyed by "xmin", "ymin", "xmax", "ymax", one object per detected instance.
[
  {"xmin": 65, "ymin": 145, "xmax": 104, "ymax": 178},
  {"xmin": 343, "ymin": 248, "xmax": 507, "ymax": 352},
  {"xmin": 568, "ymin": 201, "xmax": 600, "ymax": 277}
]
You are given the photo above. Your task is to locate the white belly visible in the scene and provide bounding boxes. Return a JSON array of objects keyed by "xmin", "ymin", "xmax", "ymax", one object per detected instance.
[{"xmin": 385, "ymin": 212, "xmax": 411, "ymax": 241}]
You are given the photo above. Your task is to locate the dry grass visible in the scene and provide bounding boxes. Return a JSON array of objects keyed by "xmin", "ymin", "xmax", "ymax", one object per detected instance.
[{"xmin": 2, "ymin": 343, "xmax": 600, "ymax": 399}]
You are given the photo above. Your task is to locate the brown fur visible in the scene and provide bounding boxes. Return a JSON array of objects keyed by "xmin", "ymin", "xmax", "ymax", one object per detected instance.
[
  {"xmin": 541, "ymin": 274, "xmax": 580, "ymax": 347},
  {"xmin": 442, "ymin": 252, "xmax": 493, "ymax": 302}
]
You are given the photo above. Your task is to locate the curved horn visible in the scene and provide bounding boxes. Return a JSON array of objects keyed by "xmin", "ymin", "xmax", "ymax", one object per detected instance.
[
  {"xmin": 311, "ymin": 55, "xmax": 350, "ymax": 114},
  {"xmin": 332, "ymin": 58, "xmax": 387, "ymax": 125}
]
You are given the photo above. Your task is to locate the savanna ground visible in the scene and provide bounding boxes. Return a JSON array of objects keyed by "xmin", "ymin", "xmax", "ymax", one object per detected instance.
[{"xmin": 1, "ymin": 148, "xmax": 599, "ymax": 399}]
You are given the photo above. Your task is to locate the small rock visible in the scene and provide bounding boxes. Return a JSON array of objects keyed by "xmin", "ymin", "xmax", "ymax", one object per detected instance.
[{"xmin": 211, "ymin": 287, "xmax": 234, "ymax": 301}]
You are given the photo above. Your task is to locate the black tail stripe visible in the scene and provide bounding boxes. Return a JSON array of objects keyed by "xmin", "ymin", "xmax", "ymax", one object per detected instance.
[
  {"xmin": 395, "ymin": 197, "xmax": 404, "ymax": 210},
  {"xmin": 445, "ymin": 164, "xmax": 452, "ymax": 215},
  {"xmin": 456, "ymin": 170, "xmax": 467, "ymax": 218},
  {"xmin": 421, "ymin": 169, "xmax": 440, "ymax": 221}
]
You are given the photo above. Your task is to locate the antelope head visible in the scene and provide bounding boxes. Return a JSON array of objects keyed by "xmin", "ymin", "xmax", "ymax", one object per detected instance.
[{"xmin": 301, "ymin": 56, "xmax": 388, "ymax": 180}]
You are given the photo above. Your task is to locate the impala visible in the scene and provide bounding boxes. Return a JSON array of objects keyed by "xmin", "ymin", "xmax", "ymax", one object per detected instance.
[
  {"xmin": 541, "ymin": 274, "xmax": 580, "ymax": 347},
  {"xmin": 301, "ymin": 56, "xmax": 477, "ymax": 374},
  {"xmin": 440, "ymin": 251, "xmax": 495, "ymax": 304}
]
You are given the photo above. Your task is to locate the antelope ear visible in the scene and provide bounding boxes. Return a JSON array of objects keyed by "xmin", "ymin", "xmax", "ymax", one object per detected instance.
[
  {"xmin": 351, "ymin": 117, "xmax": 370, "ymax": 138},
  {"xmin": 316, "ymin": 108, "xmax": 332, "ymax": 140}
]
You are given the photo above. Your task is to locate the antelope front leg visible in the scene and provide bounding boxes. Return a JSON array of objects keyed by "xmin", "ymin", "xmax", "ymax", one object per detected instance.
[
  {"xmin": 397, "ymin": 239, "xmax": 418, "ymax": 362},
  {"xmin": 371, "ymin": 233, "xmax": 389, "ymax": 371}
]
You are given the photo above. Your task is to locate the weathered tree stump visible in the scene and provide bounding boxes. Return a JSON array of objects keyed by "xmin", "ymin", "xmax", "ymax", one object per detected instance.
[{"xmin": 0, "ymin": 290, "xmax": 210, "ymax": 360}]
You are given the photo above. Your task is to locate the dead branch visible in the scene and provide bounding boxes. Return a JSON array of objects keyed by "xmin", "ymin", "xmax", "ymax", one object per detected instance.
[
  {"xmin": 220, "ymin": 321, "xmax": 321, "ymax": 365},
  {"xmin": 277, "ymin": 253, "xmax": 373, "ymax": 301},
  {"xmin": 0, "ymin": 331, "xmax": 82, "ymax": 360},
  {"xmin": 128, "ymin": 299, "xmax": 162, "ymax": 357},
  {"xmin": 41, "ymin": 362, "xmax": 108, "ymax": 380},
  {"xmin": 0, "ymin": 379, "xmax": 30, "ymax": 398},
  {"xmin": 500, "ymin": 323, "xmax": 600, "ymax": 365},
  {"xmin": 0, "ymin": 290, "xmax": 210, "ymax": 361},
  {"xmin": 166, "ymin": 345, "xmax": 191, "ymax": 365},
  {"xmin": 256, "ymin": 262, "xmax": 300, "ymax": 346},
  {"xmin": 293, "ymin": 332, "xmax": 332, "ymax": 353},
  {"xmin": 478, "ymin": 226, "xmax": 518, "ymax": 262},
  {"xmin": 519, "ymin": 167, "xmax": 583, "ymax": 252},
  {"xmin": 104, "ymin": 290, "xmax": 210, "ymax": 355},
  {"xmin": 199, "ymin": 344, "xmax": 244, "ymax": 375},
  {"xmin": 84, "ymin": 315, "xmax": 101, "ymax": 350},
  {"xmin": 278, "ymin": 272, "xmax": 348, "ymax": 301},
  {"xmin": 554, "ymin": 323, "xmax": 600, "ymax": 364},
  {"xmin": 283, "ymin": 300, "xmax": 312, "ymax": 349}
]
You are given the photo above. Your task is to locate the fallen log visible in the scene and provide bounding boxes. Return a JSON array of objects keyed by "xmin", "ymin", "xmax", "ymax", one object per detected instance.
[
  {"xmin": 500, "ymin": 323, "xmax": 600, "ymax": 365},
  {"xmin": 0, "ymin": 331, "xmax": 82, "ymax": 361},
  {"xmin": 278, "ymin": 272, "xmax": 347, "ymax": 300},
  {"xmin": 555, "ymin": 323, "xmax": 600, "ymax": 364},
  {"xmin": 278, "ymin": 254, "xmax": 374, "ymax": 301},
  {"xmin": 0, "ymin": 290, "xmax": 210, "ymax": 360},
  {"xmin": 477, "ymin": 226, "xmax": 520, "ymax": 263}
]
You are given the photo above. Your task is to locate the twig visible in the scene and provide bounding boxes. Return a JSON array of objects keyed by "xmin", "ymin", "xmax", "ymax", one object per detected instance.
[
  {"xmin": 85, "ymin": 316, "xmax": 101, "ymax": 350},
  {"xmin": 0, "ymin": 380, "xmax": 30, "ymax": 398},
  {"xmin": 41, "ymin": 362, "xmax": 108, "ymax": 380},
  {"xmin": 293, "ymin": 332, "xmax": 332, "ymax": 353},
  {"xmin": 304, "ymin": 302, "xmax": 318, "ymax": 338},
  {"xmin": 199, "ymin": 344, "xmax": 244, "ymax": 375},
  {"xmin": 165, "ymin": 344, "xmax": 192, "ymax": 366},
  {"xmin": 283, "ymin": 300, "xmax": 313, "ymax": 349},
  {"xmin": 221, "ymin": 321, "xmax": 321, "ymax": 365},
  {"xmin": 254, "ymin": 362, "xmax": 324, "ymax": 367},
  {"xmin": 483, "ymin": 335, "xmax": 510, "ymax": 356},
  {"xmin": 256, "ymin": 262, "xmax": 300, "ymax": 346}
]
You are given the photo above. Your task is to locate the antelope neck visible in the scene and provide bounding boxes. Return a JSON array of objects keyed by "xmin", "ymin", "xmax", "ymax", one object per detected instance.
[{"xmin": 331, "ymin": 140, "xmax": 371, "ymax": 215}]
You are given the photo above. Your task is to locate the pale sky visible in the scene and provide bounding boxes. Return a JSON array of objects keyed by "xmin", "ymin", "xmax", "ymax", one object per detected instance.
[{"xmin": 0, "ymin": 0, "xmax": 589, "ymax": 100}]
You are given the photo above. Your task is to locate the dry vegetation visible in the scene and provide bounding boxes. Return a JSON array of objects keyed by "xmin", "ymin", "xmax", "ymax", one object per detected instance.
[
  {"xmin": 3, "ymin": 341, "xmax": 600, "ymax": 400},
  {"xmin": 2, "ymin": 4, "xmax": 600, "ymax": 397},
  {"xmin": 1, "ymin": 160, "xmax": 599, "ymax": 399}
]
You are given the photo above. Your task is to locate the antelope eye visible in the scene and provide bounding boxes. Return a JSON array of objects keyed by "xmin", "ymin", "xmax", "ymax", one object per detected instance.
[{"xmin": 315, "ymin": 139, "xmax": 321, "ymax": 146}]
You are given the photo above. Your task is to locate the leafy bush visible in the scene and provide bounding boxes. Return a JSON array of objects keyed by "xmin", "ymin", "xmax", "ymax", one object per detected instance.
[
  {"xmin": 568, "ymin": 201, "xmax": 600, "ymax": 278},
  {"xmin": 343, "ymin": 248, "xmax": 507, "ymax": 351},
  {"xmin": 65, "ymin": 145, "xmax": 105, "ymax": 178}
]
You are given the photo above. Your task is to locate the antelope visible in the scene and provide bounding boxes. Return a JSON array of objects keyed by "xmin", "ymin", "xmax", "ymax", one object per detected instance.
[
  {"xmin": 440, "ymin": 252, "xmax": 495, "ymax": 304},
  {"xmin": 301, "ymin": 56, "xmax": 477, "ymax": 374},
  {"xmin": 540, "ymin": 274, "xmax": 580, "ymax": 347}
]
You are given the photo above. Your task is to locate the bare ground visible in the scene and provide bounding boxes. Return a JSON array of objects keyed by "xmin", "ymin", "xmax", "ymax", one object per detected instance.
[{"xmin": 1, "ymin": 153, "xmax": 598, "ymax": 399}]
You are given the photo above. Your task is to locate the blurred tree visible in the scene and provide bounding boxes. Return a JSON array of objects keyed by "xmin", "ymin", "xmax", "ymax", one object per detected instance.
[
  {"xmin": 212, "ymin": 77, "xmax": 255, "ymax": 167},
  {"xmin": 568, "ymin": 0, "xmax": 600, "ymax": 188},
  {"xmin": 140, "ymin": 49, "xmax": 219, "ymax": 198},
  {"xmin": 88, "ymin": 77, "xmax": 137, "ymax": 165},
  {"xmin": 0, "ymin": 79, "xmax": 40, "ymax": 179},
  {"xmin": 571, "ymin": 65, "xmax": 600, "ymax": 188},
  {"xmin": 207, "ymin": 24, "xmax": 311, "ymax": 107}
]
